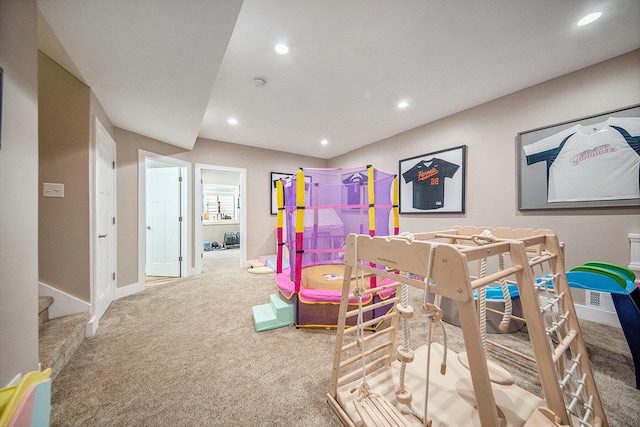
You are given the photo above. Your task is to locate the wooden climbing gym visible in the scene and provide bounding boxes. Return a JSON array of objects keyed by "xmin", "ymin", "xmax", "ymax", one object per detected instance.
[{"xmin": 327, "ymin": 226, "xmax": 607, "ymax": 427}]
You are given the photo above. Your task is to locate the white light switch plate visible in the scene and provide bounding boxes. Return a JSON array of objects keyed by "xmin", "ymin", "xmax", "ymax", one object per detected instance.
[{"xmin": 43, "ymin": 183, "xmax": 64, "ymax": 198}]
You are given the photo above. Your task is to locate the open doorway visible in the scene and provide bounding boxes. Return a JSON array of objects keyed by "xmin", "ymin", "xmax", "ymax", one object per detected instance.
[
  {"xmin": 138, "ymin": 150, "xmax": 191, "ymax": 288},
  {"xmin": 195, "ymin": 163, "xmax": 246, "ymax": 273}
]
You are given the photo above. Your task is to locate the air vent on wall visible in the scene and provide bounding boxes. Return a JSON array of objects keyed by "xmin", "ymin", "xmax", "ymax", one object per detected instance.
[{"xmin": 585, "ymin": 290, "xmax": 615, "ymax": 312}]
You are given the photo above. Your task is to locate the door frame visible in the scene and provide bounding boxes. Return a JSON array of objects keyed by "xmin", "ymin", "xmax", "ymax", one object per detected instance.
[
  {"xmin": 194, "ymin": 163, "xmax": 247, "ymax": 272},
  {"xmin": 138, "ymin": 150, "xmax": 191, "ymax": 288},
  {"xmin": 88, "ymin": 116, "xmax": 117, "ymax": 336}
]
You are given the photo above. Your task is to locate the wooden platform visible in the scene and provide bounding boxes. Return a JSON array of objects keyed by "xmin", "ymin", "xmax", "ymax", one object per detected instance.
[{"xmin": 331, "ymin": 343, "xmax": 544, "ymax": 426}]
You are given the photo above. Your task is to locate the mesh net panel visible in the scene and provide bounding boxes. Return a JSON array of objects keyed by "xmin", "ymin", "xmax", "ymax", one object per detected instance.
[{"xmin": 282, "ymin": 166, "xmax": 395, "ymax": 282}]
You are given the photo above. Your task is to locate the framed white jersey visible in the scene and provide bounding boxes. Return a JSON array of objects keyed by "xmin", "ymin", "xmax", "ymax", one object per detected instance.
[{"xmin": 523, "ymin": 117, "xmax": 640, "ymax": 203}]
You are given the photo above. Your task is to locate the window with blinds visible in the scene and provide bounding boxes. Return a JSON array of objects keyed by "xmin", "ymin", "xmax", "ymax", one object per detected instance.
[{"xmin": 203, "ymin": 184, "xmax": 239, "ymax": 223}]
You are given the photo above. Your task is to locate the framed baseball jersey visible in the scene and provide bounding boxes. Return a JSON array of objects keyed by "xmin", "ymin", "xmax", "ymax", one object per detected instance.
[
  {"xmin": 399, "ymin": 145, "xmax": 466, "ymax": 214},
  {"xmin": 341, "ymin": 171, "xmax": 368, "ymax": 205},
  {"xmin": 524, "ymin": 117, "xmax": 640, "ymax": 203},
  {"xmin": 517, "ymin": 104, "xmax": 640, "ymax": 209}
]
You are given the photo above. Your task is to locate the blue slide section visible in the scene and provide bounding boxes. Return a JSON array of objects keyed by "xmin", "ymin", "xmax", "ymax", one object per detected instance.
[{"xmin": 567, "ymin": 262, "xmax": 640, "ymax": 389}]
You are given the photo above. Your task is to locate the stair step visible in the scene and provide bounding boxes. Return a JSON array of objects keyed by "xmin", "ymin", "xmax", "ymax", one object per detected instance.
[
  {"xmin": 252, "ymin": 299, "xmax": 294, "ymax": 332},
  {"xmin": 270, "ymin": 292, "xmax": 294, "ymax": 317},
  {"xmin": 38, "ymin": 296, "xmax": 54, "ymax": 332},
  {"xmin": 253, "ymin": 303, "xmax": 277, "ymax": 321},
  {"xmin": 39, "ymin": 312, "xmax": 89, "ymax": 379}
]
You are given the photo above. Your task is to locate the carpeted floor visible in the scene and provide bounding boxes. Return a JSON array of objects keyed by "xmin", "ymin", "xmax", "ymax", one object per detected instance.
[{"xmin": 50, "ymin": 251, "xmax": 639, "ymax": 426}]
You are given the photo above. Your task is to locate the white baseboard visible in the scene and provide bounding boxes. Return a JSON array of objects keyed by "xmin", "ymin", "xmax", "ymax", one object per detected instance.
[
  {"xmin": 5, "ymin": 373, "xmax": 22, "ymax": 388},
  {"xmin": 629, "ymin": 233, "xmax": 640, "ymax": 278},
  {"xmin": 115, "ymin": 281, "xmax": 144, "ymax": 299},
  {"xmin": 574, "ymin": 303, "xmax": 621, "ymax": 328},
  {"xmin": 86, "ymin": 316, "xmax": 99, "ymax": 337},
  {"xmin": 38, "ymin": 282, "xmax": 90, "ymax": 319}
]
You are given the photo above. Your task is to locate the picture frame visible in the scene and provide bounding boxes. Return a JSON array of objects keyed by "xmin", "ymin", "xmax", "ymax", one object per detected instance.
[
  {"xmin": 399, "ymin": 145, "xmax": 466, "ymax": 214},
  {"xmin": 341, "ymin": 169, "xmax": 368, "ymax": 210},
  {"xmin": 517, "ymin": 104, "xmax": 640, "ymax": 210},
  {"xmin": 270, "ymin": 172, "xmax": 293, "ymax": 215}
]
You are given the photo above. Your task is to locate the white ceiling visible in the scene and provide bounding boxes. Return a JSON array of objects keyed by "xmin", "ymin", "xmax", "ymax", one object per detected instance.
[{"xmin": 37, "ymin": 0, "xmax": 640, "ymax": 160}]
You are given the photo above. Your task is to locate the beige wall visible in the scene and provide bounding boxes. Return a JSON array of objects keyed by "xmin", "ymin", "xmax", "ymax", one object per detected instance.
[
  {"xmin": 38, "ymin": 52, "xmax": 92, "ymax": 301},
  {"xmin": 0, "ymin": 0, "xmax": 40, "ymax": 385},
  {"xmin": 91, "ymin": 90, "xmax": 115, "ymax": 137},
  {"xmin": 5, "ymin": 2, "xmax": 633, "ymax": 388},
  {"xmin": 202, "ymin": 169, "xmax": 240, "ymax": 185},
  {"xmin": 204, "ymin": 224, "xmax": 240, "ymax": 247},
  {"xmin": 115, "ymin": 50, "xmax": 640, "ymax": 293},
  {"xmin": 114, "ymin": 129, "xmax": 326, "ymax": 287},
  {"xmin": 329, "ymin": 50, "xmax": 640, "ymax": 306}
]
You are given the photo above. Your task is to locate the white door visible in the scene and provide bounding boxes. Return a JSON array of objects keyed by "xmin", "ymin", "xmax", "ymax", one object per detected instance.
[
  {"xmin": 146, "ymin": 166, "xmax": 181, "ymax": 277},
  {"xmin": 95, "ymin": 124, "xmax": 116, "ymax": 321}
]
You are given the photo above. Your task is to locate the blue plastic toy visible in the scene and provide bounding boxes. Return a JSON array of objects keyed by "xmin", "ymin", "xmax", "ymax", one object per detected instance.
[{"xmin": 567, "ymin": 262, "xmax": 640, "ymax": 389}]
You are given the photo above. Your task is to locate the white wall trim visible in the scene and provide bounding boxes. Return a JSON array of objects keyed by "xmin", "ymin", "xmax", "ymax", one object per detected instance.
[
  {"xmin": 38, "ymin": 282, "xmax": 91, "ymax": 319},
  {"xmin": 115, "ymin": 281, "xmax": 145, "ymax": 300},
  {"xmin": 86, "ymin": 317, "xmax": 98, "ymax": 338},
  {"xmin": 195, "ymin": 163, "xmax": 247, "ymax": 274},
  {"xmin": 574, "ymin": 303, "xmax": 621, "ymax": 328},
  {"xmin": 39, "ymin": 281, "xmax": 95, "ymax": 337},
  {"xmin": 629, "ymin": 233, "xmax": 640, "ymax": 276},
  {"xmin": 5, "ymin": 374, "xmax": 22, "ymax": 388}
]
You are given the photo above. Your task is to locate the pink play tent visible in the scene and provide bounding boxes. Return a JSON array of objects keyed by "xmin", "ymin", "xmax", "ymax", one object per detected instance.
[{"xmin": 274, "ymin": 165, "xmax": 399, "ymax": 327}]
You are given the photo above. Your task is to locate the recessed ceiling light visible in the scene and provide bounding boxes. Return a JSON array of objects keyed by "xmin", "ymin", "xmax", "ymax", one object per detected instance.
[
  {"xmin": 577, "ymin": 12, "xmax": 602, "ymax": 26},
  {"xmin": 227, "ymin": 118, "xmax": 238, "ymax": 125},
  {"xmin": 275, "ymin": 43, "xmax": 289, "ymax": 54},
  {"xmin": 320, "ymin": 139, "xmax": 329, "ymax": 146},
  {"xmin": 397, "ymin": 101, "xmax": 409, "ymax": 109}
]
